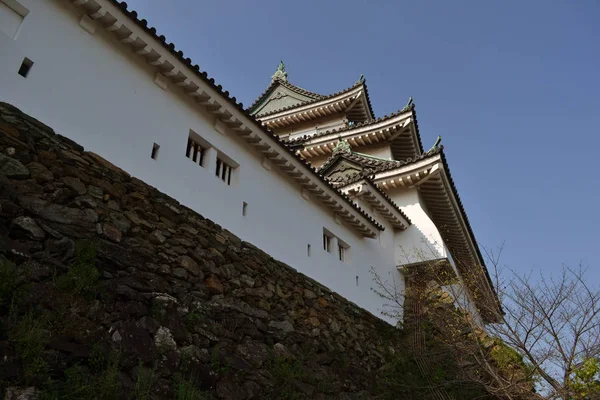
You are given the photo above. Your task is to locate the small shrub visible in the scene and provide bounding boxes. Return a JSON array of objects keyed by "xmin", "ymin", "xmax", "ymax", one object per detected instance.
[
  {"xmin": 184, "ymin": 311, "xmax": 201, "ymax": 331},
  {"xmin": 38, "ymin": 347, "xmax": 120, "ymax": 399},
  {"xmin": 9, "ymin": 310, "xmax": 50, "ymax": 384},
  {"xmin": 150, "ymin": 302, "xmax": 165, "ymax": 320},
  {"xmin": 173, "ymin": 373, "xmax": 203, "ymax": 400},
  {"xmin": 376, "ymin": 351, "xmax": 428, "ymax": 400},
  {"xmin": 266, "ymin": 356, "xmax": 305, "ymax": 399},
  {"xmin": 62, "ymin": 364, "xmax": 95, "ymax": 399},
  {"xmin": 89, "ymin": 345, "xmax": 120, "ymax": 397},
  {"xmin": 56, "ymin": 241, "xmax": 99, "ymax": 298},
  {"xmin": 132, "ymin": 361, "xmax": 156, "ymax": 400}
]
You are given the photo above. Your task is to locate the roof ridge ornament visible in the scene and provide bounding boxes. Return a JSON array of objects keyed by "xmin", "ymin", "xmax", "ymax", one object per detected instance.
[
  {"xmin": 332, "ymin": 139, "xmax": 352, "ymax": 157},
  {"xmin": 429, "ymin": 135, "xmax": 442, "ymax": 152},
  {"xmin": 400, "ymin": 96, "xmax": 414, "ymax": 113},
  {"xmin": 271, "ymin": 60, "xmax": 288, "ymax": 83},
  {"xmin": 355, "ymin": 74, "xmax": 365, "ymax": 85}
]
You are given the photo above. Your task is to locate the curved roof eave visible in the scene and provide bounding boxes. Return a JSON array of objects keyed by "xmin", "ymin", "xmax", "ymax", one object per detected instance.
[
  {"xmin": 248, "ymin": 79, "xmax": 325, "ymax": 116},
  {"xmin": 254, "ymin": 80, "xmax": 375, "ymax": 121}
]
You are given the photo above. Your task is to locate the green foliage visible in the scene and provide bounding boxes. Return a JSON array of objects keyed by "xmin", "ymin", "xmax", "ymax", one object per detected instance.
[
  {"xmin": 489, "ymin": 340, "xmax": 537, "ymax": 383},
  {"xmin": 56, "ymin": 241, "xmax": 100, "ymax": 298},
  {"xmin": 490, "ymin": 341, "xmax": 523, "ymax": 370},
  {"xmin": 430, "ymin": 365, "xmax": 447, "ymax": 383},
  {"xmin": 571, "ymin": 358, "xmax": 600, "ymax": 399},
  {"xmin": 266, "ymin": 356, "xmax": 305, "ymax": 399},
  {"xmin": 184, "ymin": 311, "xmax": 201, "ymax": 331},
  {"xmin": 150, "ymin": 302, "xmax": 165, "ymax": 320},
  {"xmin": 376, "ymin": 350, "xmax": 429, "ymax": 400},
  {"xmin": 173, "ymin": 373, "xmax": 203, "ymax": 400},
  {"xmin": 132, "ymin": 361, "xmax": 156, "ymax": 400},
  {"xmin": 56, "ymin": 364, "xmax": 98, "ymax": 399},
  {"xmin": 39, "ymin": 347, "xmax": 120, "ymax": 400},
  {"xmin": 9, "ymin": 310, "xmax": 50, "ymax": 384},
  {"xmin": 89, "ymin": 346, "xmax": 121, "ymax": 397}
]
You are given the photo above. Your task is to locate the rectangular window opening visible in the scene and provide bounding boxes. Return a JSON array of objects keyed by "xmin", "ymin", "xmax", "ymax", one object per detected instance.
[
  {"xmin": 186, "ymin": 138, "xmax": 192, "ymax": 158},
  {"xmin": 151, "ymin": 143, "xmax": 160, "ymax": 160},
  {"xmin": 323, "ymin": 232, "xmax": 332, "ymax": 253},
  {"xmin": 186, "ymin": 137, "xmax": 206, "ymax": 167},
  {"xmin": 216, "ymin": 156, "xmax": 234, "ymax": 186},
  {"xmin": 338, "ymin": 243, "xmax": 347, "ymax": 262},
  {"xmin": 307, "ymin": 244, "xmax": 311, "ymax": 257},
  {"xmin": 323, "ymin": 227, "xmax": 350, "ymax": 261},
  {"xmin": 215, "ymin": 158, "xmax": 221, "ymax": 177},
  {"xmin": 356, "ymin": 275, "xmax": 359, "ymax": 286},
  {"xmin": 18, "ymin": 57, "xmax": 33, "ymax": 78},
  {"xmin": 242, "ymin": 201, "xmax": 247, "ymax": 216},
  {"xmin": 221, "ymin": 163, "xmax": 227, "ymax": 180}
]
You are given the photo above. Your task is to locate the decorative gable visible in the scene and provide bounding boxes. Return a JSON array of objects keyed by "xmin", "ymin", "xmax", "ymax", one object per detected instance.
[
  {"xmin": 325, "ymin": 159, "xmax": 364, "ymax": 182},
  {"xmin": 252, "ymin": 85, "xmax": 317, "ymax": 117}
]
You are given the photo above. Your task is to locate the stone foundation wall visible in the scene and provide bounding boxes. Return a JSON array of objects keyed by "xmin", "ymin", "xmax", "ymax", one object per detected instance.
[{"xmin": 0, "ymin": 102, "xmax": 403, "ymax": 399}]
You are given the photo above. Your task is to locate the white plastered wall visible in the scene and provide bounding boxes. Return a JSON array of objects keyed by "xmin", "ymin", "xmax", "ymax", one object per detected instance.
[
  {"xmin": 0, "ymin": 0, "xmax": 402, "ymax": 322},
  {"xmin": 388, "ymin": 186, "xmax": 484, "ymax": 325},
  {"xmin": 355, "ymin": 143, "xmax": 393, "ymax": 160},
  {"xmin": 276, "ymin": 113, "xmax": 347, "ymax": 138},
  {"xmin": 388, "ymin": 187, "xmax": 448, "ymax": 265}
]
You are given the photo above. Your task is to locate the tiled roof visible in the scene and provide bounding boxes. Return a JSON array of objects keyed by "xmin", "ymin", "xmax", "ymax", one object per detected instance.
[
  {"xmin": 411, "ymin": 106, "xmax": 425, "ymax": 155},
  {"xmin": 437, "ymin": 150, "xmax": 495, "ymax": 298},
  {"xmin": 285, "ymin": 104, "xmax": 415, "ymax": 146},
  {"xmin": 323, "ymin": 146, "xmax": 498, "ymax": 311},
  {"xmin": 250, "ymin": 79, "xmax": 376, "ymax": 120},
  {"xmin": 319, "ymin": 146, "xmax": 443, "ymax": 177},
  {"xmin": 332, "ymin": 174, "xmax": 413, "ymax": 225},
  {"xmin": 248, "ymin": 79, "xmax": 325, "ymax": 113},
  {"xmin": 100, "ymin": 1, "xmax": 385, "ymax": 233}
]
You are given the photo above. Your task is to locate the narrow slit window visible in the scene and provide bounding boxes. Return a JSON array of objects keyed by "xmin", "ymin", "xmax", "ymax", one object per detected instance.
[
  {"xmin": 197, "ymin": 147, "xmax": 205, "ymax": 166},
  {"xmin": 216, "ymin": 157, "xmax": 234, "ymax": 185},
  {"xmin": 242, "ymin": 202, "xmax": 247, "ymax": 216},
  {"xmin": 186, "ymin": 137, "xmax": 206, "ymax": 167},
  {"xmin": 338, "ymin": 243, "xmax": 345, "ymax": 261},
  {"xmin": 215, "ymin": 158, "xmax": 221, "ymax": 177},
  {"xmin": 192, "ymin": 143, "xmax": 198, "ymax": 162},
  {"xmin": 323, "ymin": 233, "xmax": 332, "ymax": 253},
  {"xmin": 18, "ymin": 57, "xmax": 33, "ymax": 78},
  {"xmin": 151, "ymin": 143, "xmax": 160, "ymax": 160},
  {"xmin": 186, "ymin": 138, "xmax": 193, "ymax": 158},
  {"xmin": 338, "ymin": 242, "xmax": 349, "ymax": 262},
  {"xmin": 307, "ymin": 244, "xmax": 311, "ymax": 257},
  {"xmin": 356, "ymin": 276, "xmax": 359, "ymax": 286}
]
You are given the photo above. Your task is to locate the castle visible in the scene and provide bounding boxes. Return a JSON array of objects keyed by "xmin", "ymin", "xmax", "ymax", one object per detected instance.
[{"xmin": 0, "ymin": 0, "xmax": 500, "ymax": 324}]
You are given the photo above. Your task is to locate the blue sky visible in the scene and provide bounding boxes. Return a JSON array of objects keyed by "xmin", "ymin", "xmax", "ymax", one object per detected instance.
[{"xmin": 126, "ymin": 0, "xmax": 600, "ymax": 280}]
